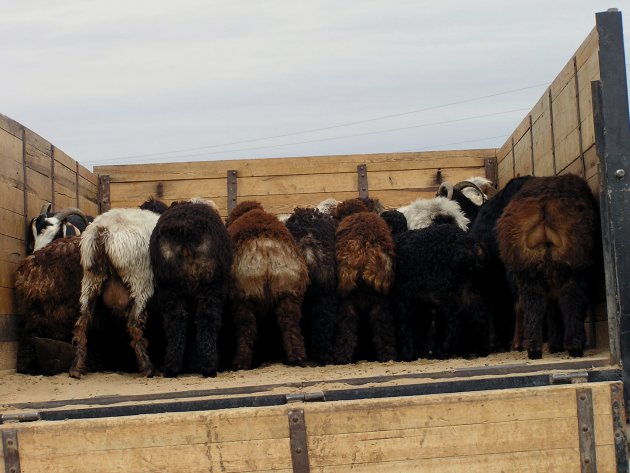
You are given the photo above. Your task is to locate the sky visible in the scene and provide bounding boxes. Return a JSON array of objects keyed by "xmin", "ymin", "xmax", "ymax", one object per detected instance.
[{"xmin": 0, "ymin": 1, "xmax": 627, "ymax": 171}]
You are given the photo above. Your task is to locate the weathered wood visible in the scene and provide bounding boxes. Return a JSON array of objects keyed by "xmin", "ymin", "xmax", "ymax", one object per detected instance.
[
  {"xmin": 0, "ymin": 341, "xmax": 17, "ymax": 373},
  {"xmin": 95, "ymin": 151, "xmax": 494, "ymax": 182},
  {"xmin": 513, "ymin": 128, "xmax": 533, "ymax": 177},
  {"xmin": 0, "ymin": 383, "xmax": 619, "ymax": 473},
  {"xmin": 0, "ymin": 288, "xmax": 17, "ymax": 315}
]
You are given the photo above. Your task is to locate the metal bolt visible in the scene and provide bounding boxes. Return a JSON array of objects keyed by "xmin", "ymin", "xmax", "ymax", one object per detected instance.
[
  {"xmin": 296, "ymin": 447, "xmax": 302, "ymax": 454},
  {"xmin": 292, "ymin": 416, "xmax": 299, "ymax": 423},
  {"xmin": 10, "ymin": 468, "xmax": 16, "ymax": 473},
  {"xmin": 615, "ymin": 169, "xmax": 626, "ymax": 179},
  {"xmin": 580, "ymin": 394, "xmax": 586, "ymax": 401},
  {"xmin": 7, "ymin": 439, "xmax": 14, "ymax": 446},
  {"xmin": 584, "ymin": 458, "xmax": 591, "ymax": 464},
  {"xmin": 582, "ymin": 425, "xmax": 589, "ymax": 432}
]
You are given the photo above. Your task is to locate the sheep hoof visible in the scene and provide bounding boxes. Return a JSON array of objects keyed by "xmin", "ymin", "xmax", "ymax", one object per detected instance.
[
  {"xmin": 567, "ymin": 348, "xmax": 584, "ymax": 358},
  {"xmin": 527, "ymin": 350, "xmax": 543, "ymax": 360},
  {"xmin": 142, "ymin": 366, "xmax": 156, "ymax": 378},
  {"xmin": 68, "ymin": 368, "xmax": 83, "ymax": 379}
]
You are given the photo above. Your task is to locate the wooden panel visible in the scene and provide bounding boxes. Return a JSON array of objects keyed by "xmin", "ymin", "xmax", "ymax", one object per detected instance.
[
  {"xmin": 0, "ymin": 340, "xmax": 17, "ymax": 373},
  {"xmin": 513, "ymin": 129, "xmax": 533, "ymax": 177},
  {"xmin": 531, "ymin": 101, "xmax": 555, "ymax": 177},
  {"xmin": 0, "ymin": 113, "xmax": 24, "ymax": 139},
  {"xmin": 497, "ymin": 148, "xmax": 514, "ymax": 187},
  {"xmin": 0, "ymin": 287, "xmax": 17, "ymax": 316},
  {"xmin": 578, "ymin": 50, "xmax": 600, "ymax": 153},
  {"xmin": 0, "ymin": 208, "xmax": 24, "ymax": 241},
  {"xmin": 0, "ymin": 158, "xmax": 24, "ymax": 191},
  {"xmin": 95, "ymin": 151, "xmax": 494, "ymax": 183},
  {"xmin": 551, "ymin": 79, "xmax": 580, "ymax": 173},
  {"xmin": 0, "ymin": 383, "xmax": 619, "ymax": 473},
  {"xmin": 0, "ymin": 180, "xmax": 25, "ymax": 215}
]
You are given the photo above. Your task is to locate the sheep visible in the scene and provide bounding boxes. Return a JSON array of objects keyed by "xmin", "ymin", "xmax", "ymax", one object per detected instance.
[
  {"xmin": 468, "ymin": 176, "xmax": 533, "ymax": 351},
  {"xmin": 380, "ymin": 207, "xmax": 490, "ymax": 360},
  {"xmin": 28, "ymin": 203, "xmax": 91, "ymax": 253},
  {"xmin": 69, "ymin": 204, "xmax": 166, "ymax": 378},
  {"xmin": 285, "ymin": 207, "xmax": 338, "ymax": 365},
  {"xmin": 398, "ymin": 196, "xmax": 469, "ymax": 231},
  {"xmin": 496, "ymin": 174, "xmax": 599, "ymax": 359},
  {"xmin": 316, "ymin": 198, "xmax": 340, "ymax": 215},
  {"xmin": 437, "ymin": 180, "xmax": 489, "ymax": 225},
  {"xmin": 226, "ymin": 201, "xmax": 308, "ymax": 370},
  {"xmin": 332, "ymin": 198, "xmax": 398, "ymax": 364},
  {"xmin": 14, "ymin": 236, "xmax": 83, "ymax": 374},
  {"xmin": 149, "ymin": 198, "xmax": 232, "ymax": 377}
]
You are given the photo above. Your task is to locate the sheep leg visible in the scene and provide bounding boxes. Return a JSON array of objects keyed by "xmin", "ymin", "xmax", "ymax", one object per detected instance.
[
  {"xmin": 275, "ymin": 294, "xmax": 307, "ymax": 366},
  {"xmin": 558, "ymin": 279, "xmax": 588, "ymax": 357},
  {"xmin": 546, "ymin": 303, "xmax": 564, "ymax": 353},
  {"xmin": 69, "ymin": 296, "xmax": 98, "ymax": 379},
  {"xmin": 16, "ymin": 320, "xmax": 38, "ymax": 375},
  {"xmin": 334, "ymin": 298, "xmax": 360, "ymax": 364},
  {"xmin": 195, "ymin": 292, "xmax": 224, "ymax": 378},
  {"xmin": 161, "ymin": 290, "xmax": 188, "ymax": 378},
  {"xmin": 232, "ymin": 300, "xmax": 258, "ymax": 370},
  {"xmin": 518, "ymin": 278, "xmax": 547, "ymax": 360},
  {"xmin": 126, "ymin": 304, "xmax": 155, "ymax": 377},
  {"xmin": 393, "ymin": 298, "xmax": 416, "ymax": 361},
  {"xmin": 368, "ymin": 297, "xmax": 398, "ymax": 362},
  {"xmin": 305, "ymin": 292, "xmax": 337, "ymax": 365}
]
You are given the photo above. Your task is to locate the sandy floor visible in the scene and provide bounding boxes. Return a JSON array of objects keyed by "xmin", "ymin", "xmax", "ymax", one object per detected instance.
[{"xmin": 0, "ymin": 348, "xmax": 609, "ymax": 411}]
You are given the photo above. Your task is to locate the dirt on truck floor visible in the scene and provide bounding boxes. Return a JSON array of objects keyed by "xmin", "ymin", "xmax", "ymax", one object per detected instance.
[{"xmin": 0, "ymin": 347, "xmax": 609, "ymax": 413}]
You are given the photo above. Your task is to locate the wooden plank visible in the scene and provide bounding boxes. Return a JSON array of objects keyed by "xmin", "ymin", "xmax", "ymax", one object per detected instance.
[
  {"xmin": 0, "ymin": 287, "xmax": 17, "ymax": 315},
  {"xmin": 497, "ymin": 148, "xmax": 514, "ymax": 188},
  {"xmin": 78, "ymin": 173, "xmax": 98, "ymax": 197},
  {"xmin": 0, "ymin": 258, "xmax": 19, "ymax": 289},
  {"xmin": 532, "ymin": 102, "xmax": 555, "ymax": 177},
  {"xmin": 24, "ymin": 129, "xmax": 52, "ymax": 156},
  {"xmin": 0, "ymin": 180, "xmax": 25, "ymax": 215},
  {"xmin": 0, "ymin": 128, "xmax": 22, "ymax": 164},
  {"xmin": 0, "ymin": 208, "xmax": 24, "ymax": 241},
  {"xmin": 95, "ymin": 151, "xmax": 494, "ymax": 183},
  {"xmin": 78, "ymin": 164, "xmax": 98, "ymax": 187},
  {"xmin": 78, "ymin": 195, "xmax": 99, "ymax": 217},
  {"xmin": 0, "ymin": 341, "xmax": 17, "ymax": 372},
  {"xmin": 53, "ymin": 160, "xmax": 78, "ymax": 197},
  {"xmin": 0, "ymin": 113, "xmax": 24, "ymax": 139},
  {"xmin": 511, "ymin": 114, "xmax": 532, "ymax": 145},
  {"xmin": 52, "ymin": 147, "xmax": 75, "ymax": 171},
  {"xmin": 575, "ymin": 27, "xmax": 599, "ymax": 70},
  {"xmin": 578, "ymin": 51, "xmax": 600, "ymax": 153},
  {"xmin": 0, "ymin": 234, "xmax": 24, "ymax": 266},
  {"xmin": 551, "ymin": 79, "xmax": 580, "ymax": 172},
  {"xmin": 558, "ymin": 156, "xmax": 585, "ymax": 178},
  {"xmin": 550, "ymin": 57, "xmax": 578, "ymax": 101},
  {"xmin": 0, "ymin": 314, "xmax": 18, "ymax": 342},
  {"xmin": 0, "ymin": 158, "xmax": 25, "ymax": 191},
  {"xmin": 513, "ymin": 129, "xmax": 533, "ymax": 177}
]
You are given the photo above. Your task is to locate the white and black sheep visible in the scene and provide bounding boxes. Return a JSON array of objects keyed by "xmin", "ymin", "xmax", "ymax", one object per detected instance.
[
  {"xmin": 28, "ymin": 203, "xmax": 91, "ymax": 253},
  {"xmin": 69, "ymin": 204, "xmax": 166, "ymax": 378}
]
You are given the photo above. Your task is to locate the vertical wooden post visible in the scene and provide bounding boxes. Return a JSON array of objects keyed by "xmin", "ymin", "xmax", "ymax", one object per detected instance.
[
  {"xmin": 75, "ymin": 162, "xmax": 80, "ymax": 207},
  {"xmin": 98, "ymin": 175, "xmax": 111, "ymax": 213},
  {"xmin": 21, "ymin": 128, "xmax": 28, "ymax": 251},
  {"xmin": 549, "ymin": 89, "xmax": 558, "ymax": 175},
  {"xmin": 50, "ymin": 145, "xmax": 55, "ymax": 211},
  {"xmin": 574, "ymin": 56, "xmax": 586, "ymax": 178}
]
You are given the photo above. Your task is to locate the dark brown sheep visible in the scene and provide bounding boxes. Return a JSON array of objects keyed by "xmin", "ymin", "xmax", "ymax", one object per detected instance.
[
  {"xmin": 333, "ymin": 198, "xmax": 398, "ymax": 363},
  {"xmin": 226, "ymin": 201, "xmax": 308, "ymax": 370},
  {"xmin": 496, "ymin": 174, "xmax": 600, "ymax": 359}
]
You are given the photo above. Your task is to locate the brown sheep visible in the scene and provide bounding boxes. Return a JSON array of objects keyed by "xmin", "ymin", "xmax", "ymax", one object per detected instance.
[
  {"xmin": 333, "ymin": 198, "xmax": 398, "ymax": 363},
  {"xmin": 226, "ymin": 201, "xmax": 309, "ymax": 370},
  {"xmin": 497, "ymin": 174, "xmax": 600, "ymax": 359}
]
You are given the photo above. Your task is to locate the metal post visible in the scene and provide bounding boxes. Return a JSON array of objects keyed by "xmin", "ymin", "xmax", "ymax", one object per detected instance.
[{"xmin": 591, "ymin": 10, "xmax": 630, "ymax": 407}]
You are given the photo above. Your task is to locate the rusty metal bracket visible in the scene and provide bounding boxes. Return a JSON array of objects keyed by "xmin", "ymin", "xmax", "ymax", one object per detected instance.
[
  {"xmin": 550, "ymin": 372, "xmax": 589, "ymax": 384},
  {"xmin": 610, "ymin": 384, "xmax": 629, "ymax": 473},
  {"xmin": 2, "ymin": 429, "xmax": 21, "ymax": 473},
  {"xmin": 576, "ymin": 388, "xmax": 598, "ymax": 473},
  {"xmin": 288, "ymin": 409, "xmax": 310, "ymax": 473},
  {"xmin": 0, "ymin": 413, "xmax": 40, "ymax": 425},
  {"xmin": 227, "ymin": 170, "xmax": 238, "ymax": 214},
  {"xmin": 98, "ymin": 175, "xmax": 111, "ymax": 213},
  {"xmin": 286, "ymin": 392, "xmax": 325, "ymax": 404},
  {"xmin": 357, "ymin": 164, "xmax": 368, "ymax": 198}
]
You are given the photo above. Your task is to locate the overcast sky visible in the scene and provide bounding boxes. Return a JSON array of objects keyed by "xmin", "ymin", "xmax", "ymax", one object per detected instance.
[{"xmin": 1, "ymin": 1, "xmax": 626, "ymax": 170}]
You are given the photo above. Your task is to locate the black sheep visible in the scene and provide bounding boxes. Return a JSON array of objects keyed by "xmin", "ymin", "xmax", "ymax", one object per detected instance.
[
  {"xmin": 150, "ymin": 199, "xmax": 232, "ymax": 377},
  {"xmin": 285, "ymin": 207, "xmax": 339, "ymax": 365},
  {"xmin": 389, "ymin": 223, "xmax": 490, "ymax": 360}
]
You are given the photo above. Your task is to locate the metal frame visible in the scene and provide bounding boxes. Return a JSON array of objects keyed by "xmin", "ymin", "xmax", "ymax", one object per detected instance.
[{"xmin": 592, "ymin": 10, "xmax": 630, "ymax": 406}]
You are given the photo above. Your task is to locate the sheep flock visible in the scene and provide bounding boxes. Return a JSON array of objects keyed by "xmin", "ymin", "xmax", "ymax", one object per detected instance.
[{"xmin": 14, "ymin": 172, "xmax": 602, "ymax": 377}]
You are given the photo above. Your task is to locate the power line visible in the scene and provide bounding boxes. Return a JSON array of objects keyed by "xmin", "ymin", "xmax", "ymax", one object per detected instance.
[
  {"xmin": 103, "ymin": 82, "xmax": 549, "ymax": 161},
  {"xmin": 88, "ymin": 107, "xmax": 529, "ymax": 166}
]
